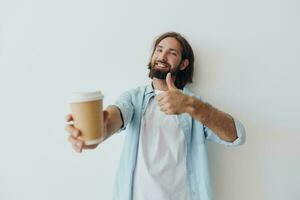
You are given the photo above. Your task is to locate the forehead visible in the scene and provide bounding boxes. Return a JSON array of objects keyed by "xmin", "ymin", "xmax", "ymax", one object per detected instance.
[{"xmin": 156, "ymin": 37, "xmax": 182, "ymax": 52}]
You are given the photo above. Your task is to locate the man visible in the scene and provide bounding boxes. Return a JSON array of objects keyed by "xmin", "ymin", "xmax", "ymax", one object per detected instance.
[{"xmin": 65, "ymin": 32, "xmax": 246, "ymax": 200}]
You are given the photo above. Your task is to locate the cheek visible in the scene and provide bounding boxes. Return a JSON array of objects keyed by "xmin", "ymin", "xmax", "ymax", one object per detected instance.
[
  {"xmin": 151, "ymin": 59, "xmax": 155, "ymax": 66},
  {"xmin": 151, "ymin": 55, "xmax": 157, "ymax": 64},
  {"xmin": 169, "ymin": 57, "xmax": 181, "ymax": 67}
]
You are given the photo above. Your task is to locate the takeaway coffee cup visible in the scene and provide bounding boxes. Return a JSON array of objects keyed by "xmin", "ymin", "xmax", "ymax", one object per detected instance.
[{"xmin": 69, "ymin": 91, "xmax": 104, "ymax": 145}]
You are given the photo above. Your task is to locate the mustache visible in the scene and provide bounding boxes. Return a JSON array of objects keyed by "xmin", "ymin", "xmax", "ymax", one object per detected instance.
[{"xmin": 154, "ymin": 60, "xmax": 171, "ymax": 68}]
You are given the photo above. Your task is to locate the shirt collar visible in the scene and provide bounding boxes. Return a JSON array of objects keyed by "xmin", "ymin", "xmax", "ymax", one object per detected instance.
[
  {"xmin": 145, "ymin": 83, "xmax": 155, "ymax": 95},
  {"xmin": 145, "ymin": 82, "xmax": 188, "ymax": 95}
]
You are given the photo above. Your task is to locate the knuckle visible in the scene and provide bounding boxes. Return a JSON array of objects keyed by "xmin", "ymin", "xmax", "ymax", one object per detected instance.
[
  {"xmin": 72, "ymin": 129, "xmax": 80, "ymax": 136},
  {"xmin": 66, "ymin": 114, "xmax": 73, "ymax": 121},
  {"xmin": 65, "ymin": 125, "xmax": 72, "ymax": 132}
]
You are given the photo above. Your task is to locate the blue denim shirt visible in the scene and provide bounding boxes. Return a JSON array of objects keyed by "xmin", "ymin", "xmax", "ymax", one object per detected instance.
[{"xmin": 113, "ymin": 84, "xmax": 246, "ymax": 200}]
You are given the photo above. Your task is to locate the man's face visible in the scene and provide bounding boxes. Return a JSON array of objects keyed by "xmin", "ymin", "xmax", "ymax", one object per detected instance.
[{"xmin": 150, "ymin": 37, "xmax": 183, "ymax": 79}]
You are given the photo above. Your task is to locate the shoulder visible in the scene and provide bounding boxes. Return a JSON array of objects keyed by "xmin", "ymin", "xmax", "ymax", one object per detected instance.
[
  {"xmin": 117, "ymin": 85, "xmax": 149, "ymax": 101},
  {"xmin": 121, "ymin": 85, "xmax": 148, "ymax": 95},
  {"xmin": 183, "ymin": 85, "xmax": 203, "ymax": 100}
]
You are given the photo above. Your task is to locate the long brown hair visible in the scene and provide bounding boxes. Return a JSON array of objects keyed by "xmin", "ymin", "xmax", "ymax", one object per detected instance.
[{"xmin": 148, "ymin": 32, "xmax": 194, "ymax": 89}]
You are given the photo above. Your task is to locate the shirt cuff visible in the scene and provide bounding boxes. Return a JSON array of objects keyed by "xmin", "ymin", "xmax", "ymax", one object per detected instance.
[
  {"xmin": 225, "ymin": 118, "xmax": 246, "ymax": 146},
  {"xmin": 113, "ymin": 101, "xmax": 132, "ymax": 133}
]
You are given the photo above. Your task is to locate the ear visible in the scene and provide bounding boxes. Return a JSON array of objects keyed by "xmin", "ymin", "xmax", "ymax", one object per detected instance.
[{"xmin": 179, "ymin": 59, "xmax": 189, "ymax": 70}]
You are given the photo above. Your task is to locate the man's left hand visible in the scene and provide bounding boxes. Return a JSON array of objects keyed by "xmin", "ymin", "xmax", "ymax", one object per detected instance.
[{"xmin": 156, "ymin": 73, "xmax": 191, "ymax": 115}]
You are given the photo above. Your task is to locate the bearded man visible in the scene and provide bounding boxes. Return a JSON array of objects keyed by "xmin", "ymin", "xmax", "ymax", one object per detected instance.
[{"xmin": 65, "ymin": 32, "xmax": 246, "ymax": 200}]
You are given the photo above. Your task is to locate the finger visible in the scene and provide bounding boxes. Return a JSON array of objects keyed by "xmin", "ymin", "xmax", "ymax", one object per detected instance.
[
  {"xmin": 165, "ymin": 110, "xmax": 173, "ymax": 115},
  {"xmin": 65, "ymin": 125, "xmax": 81, "ymax": 138},
  {"xmin": 156, "ymin": 93, "xmax": 166, "ymax": 102},
  {"xmin": 68, "ymin": 135, "xmax": 81, "ymax": 145},
  {"xmin": 72, "ymin": 143, "xmax": 82, "ymax": 153},
  {"xmin": 69, "ymin": 136, "xmax": 84, "ymax": 151},
  {"xmin": 159, "ymin": 104, "xmax": 166, "ymax": 112},
  {"xmin": 83, "ymin": 143, "xmax": 99, "ymax": 149},
  {"xmin": 77, "ymin": 140, "xmax": 83, "ymax": 150},
  {"xmin": 65, "ymin": 114, "xmax": 73, "ymax": 122},
  {"xmin": 156, "ymin": 95, "xmax": 162, "ymax": 102},
  {"xmin": 160, "ymin": 106, "xmax": 173, "ymax": 115},
  {"xmin": 161, "ymin": 108, "xmax": 166, "ymax": 113},
  {"xmin": 166, "ymin": 73, "xmax": 176, "ymax": 90},
  {"xmin": 157, "ymin": 96, "xmax": 168, "ymax": 107},
  {"xmin": 157, "ymin": 99, "xmax": 166, "ymax": 108}
]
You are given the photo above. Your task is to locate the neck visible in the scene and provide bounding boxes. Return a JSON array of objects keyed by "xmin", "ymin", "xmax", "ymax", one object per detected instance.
[
  {"xmin": 152, "ymin": 78, "xmax": 167, "ymax": 91},
  {"xmin": 152, "ymin": 77, "xmax": 175, "ymax": 91}
]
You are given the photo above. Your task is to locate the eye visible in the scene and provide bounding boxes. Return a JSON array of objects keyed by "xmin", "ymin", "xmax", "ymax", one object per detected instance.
[{"xmin": 171, "ymin": 52, "xmax": 177, "ymax": 56}]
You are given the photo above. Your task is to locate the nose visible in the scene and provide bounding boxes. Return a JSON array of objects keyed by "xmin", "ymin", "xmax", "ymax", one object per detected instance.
[{"xmin": 158, "ymin": 50, "xmax": 168, "ymax": 62}]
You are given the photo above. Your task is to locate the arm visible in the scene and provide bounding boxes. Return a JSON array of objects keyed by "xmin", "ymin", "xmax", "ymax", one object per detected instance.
[
  {"xmin": 103, "ymin": 105, "xmax": 123, "ymax": 140},
  {"xmin": 158, "ymin": 92, "xmax": 238, "ymax": 142},
  {"xmin": 157, "ymin": 73, "xmax": 238, "ymax": 143},
  {"xmin": 65, "ymin": 105, "xmax": 123, "ymax": 153},
  {"xmin": 185, "ymin": 96, "xmax": 238, "ymax": 142}
]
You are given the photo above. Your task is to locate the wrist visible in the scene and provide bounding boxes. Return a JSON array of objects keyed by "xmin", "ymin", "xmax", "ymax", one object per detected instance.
[{"xmin": 184, "ymin": 96, "xmax": 196, "ymax": 115}]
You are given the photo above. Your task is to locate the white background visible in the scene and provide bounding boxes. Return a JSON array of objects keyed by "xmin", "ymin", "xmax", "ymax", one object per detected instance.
[{"xmin": 0, "ymin": 0, "xmax": 299, "ymax": 199}]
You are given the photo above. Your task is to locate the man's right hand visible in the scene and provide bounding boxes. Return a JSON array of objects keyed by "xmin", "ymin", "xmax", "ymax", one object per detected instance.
[
  {"xmin": 65, "ymin": 112, "xmax": 108, "ymax": 153},
  {"xmin": 65, "ymin": 106, "xmax": 122, "ymax": 153}
]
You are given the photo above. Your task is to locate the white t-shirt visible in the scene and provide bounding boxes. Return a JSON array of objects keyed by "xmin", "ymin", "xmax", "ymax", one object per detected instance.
[{"xmin": 133, "ymin": 90, "xmax": 190, "ymax": 200}]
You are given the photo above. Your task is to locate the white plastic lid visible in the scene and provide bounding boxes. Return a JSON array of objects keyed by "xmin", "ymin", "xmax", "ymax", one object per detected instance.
[{"xmin": 69, "ymin": 91, "xmax": 103, "ymax": 103}]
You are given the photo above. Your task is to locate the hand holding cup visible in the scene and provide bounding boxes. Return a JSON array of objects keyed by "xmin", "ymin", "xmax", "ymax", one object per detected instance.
[{"xmin": 66, "ymin": 91, "xmax": 107, "ymax": 153}]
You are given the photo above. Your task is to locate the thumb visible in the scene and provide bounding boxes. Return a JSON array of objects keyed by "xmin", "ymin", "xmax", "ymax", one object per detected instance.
[{"xmin": 166, "ymin": 73, "xmax": 177, "ymax": 90}]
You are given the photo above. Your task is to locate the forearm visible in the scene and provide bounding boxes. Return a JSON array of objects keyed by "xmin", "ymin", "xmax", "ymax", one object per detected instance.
[
  {"xmin": 103, "ymin": 105, "xmax": 123, "ymax": 140},
  {"xmin": 185, "ymin": 96, "xmax": 238, "ymax": 142}
]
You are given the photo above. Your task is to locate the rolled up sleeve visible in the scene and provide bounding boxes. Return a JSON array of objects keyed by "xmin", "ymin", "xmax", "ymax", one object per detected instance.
[
  {"xmin": 204, "ymin": 118, "xmax": 246, "ymax": 147},
  {"xmin": 113, "ymin": 91, "xmax": 134, "ymax": 132}
]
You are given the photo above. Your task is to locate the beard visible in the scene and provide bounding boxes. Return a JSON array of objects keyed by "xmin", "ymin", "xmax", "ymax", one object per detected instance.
[{"xmin": 149, "ymin": 60, "xmax": 181, "ymax": 80}]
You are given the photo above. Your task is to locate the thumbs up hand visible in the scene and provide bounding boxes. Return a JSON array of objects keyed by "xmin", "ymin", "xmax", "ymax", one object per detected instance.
[
  {"xmin": 166, "ymin": 72, "xmax": 177, "ymax": 91},
  {"xmin": 157, "ymin": 73, "xmax": 191, "ymax": 115}
]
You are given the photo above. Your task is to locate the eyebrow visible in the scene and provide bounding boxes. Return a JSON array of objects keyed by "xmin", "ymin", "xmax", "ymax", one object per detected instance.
[{"xmin": 157, "ymin": 45, "xmax": 180, "ymax": 54}]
